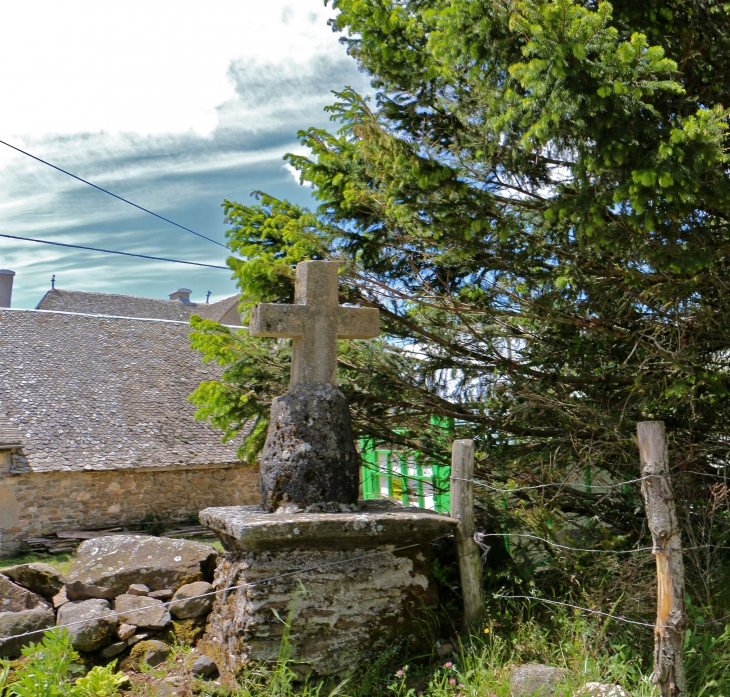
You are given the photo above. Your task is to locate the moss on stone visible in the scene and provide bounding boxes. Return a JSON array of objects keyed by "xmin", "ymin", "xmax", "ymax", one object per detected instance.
[
  {"xmin": 171, "ymin": 618, "xmax": 206, "ymax": 646},
  {"xmin": 129, "ymin": 639, "xmax": 171, "ymax": 669}
]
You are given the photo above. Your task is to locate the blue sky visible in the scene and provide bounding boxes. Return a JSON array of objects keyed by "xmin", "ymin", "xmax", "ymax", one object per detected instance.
[{"xmin": 0, "ymin": 1, "xmax": 370, "ymax": 309}]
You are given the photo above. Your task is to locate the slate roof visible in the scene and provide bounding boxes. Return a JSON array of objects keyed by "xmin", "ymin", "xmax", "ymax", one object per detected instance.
[
  {"xmin": 0, "ymin": 414, "xmax": 24, "ymax": 449},
  {"xmin": 0, "ymin": 309, "xmax": 244, "ymax": 473},
  {"xmin": 36, "ymin": 289, "xmax": 242, "ymax": 324}
]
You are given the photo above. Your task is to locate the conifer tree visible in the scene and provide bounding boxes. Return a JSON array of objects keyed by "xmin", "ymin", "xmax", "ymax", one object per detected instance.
[{"xmin": 191, "ymin": 0, "xmax": 730, "ymax": 612}]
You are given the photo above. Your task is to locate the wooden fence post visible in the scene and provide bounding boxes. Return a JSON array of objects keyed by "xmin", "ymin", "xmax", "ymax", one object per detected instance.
[
  {"xmin": 637, "ymin": 421, "xmax": 687, "ymax": 697},
  {"xmin": 450, "ymin": 439, "xmax": 486, "ymax": 634}
]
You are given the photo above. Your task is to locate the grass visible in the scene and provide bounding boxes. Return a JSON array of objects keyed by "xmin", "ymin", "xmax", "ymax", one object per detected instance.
[
  {"xmin": 6, "ymin": 599, "xmax": 730, "ymax": 695},
  {"xmin": 0, "ymin": 552, "xmax": 75, "ymax": 576}
]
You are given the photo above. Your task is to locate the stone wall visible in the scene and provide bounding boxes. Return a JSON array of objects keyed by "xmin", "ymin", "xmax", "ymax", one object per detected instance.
[{"xmin": 0, "ymin": 456, "xmax": 259, "ymax": 557}]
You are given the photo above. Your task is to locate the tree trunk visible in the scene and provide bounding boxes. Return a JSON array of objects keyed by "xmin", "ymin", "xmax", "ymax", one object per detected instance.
[
  {"xmin": 450, "ymin": 439, "xmax": 486, "ymax": 634},
  {"xmin": 637, "ymin": 421, "xmax": 686, "ymax": 697}
]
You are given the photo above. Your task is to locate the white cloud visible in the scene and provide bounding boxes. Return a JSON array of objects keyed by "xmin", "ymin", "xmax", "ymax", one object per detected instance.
[
  {"xmin": 0, "ymin": 0, "xmax": 345, "ymax": 137},
  {"xmin": 0, "ymin": 0, "xmax": 374, "ymax": 309}
]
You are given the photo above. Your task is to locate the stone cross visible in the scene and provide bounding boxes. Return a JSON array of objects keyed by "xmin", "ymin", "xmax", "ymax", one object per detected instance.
[{"xmin": 249, "ymin": 261, "xmax": 380, "ymax": 387}]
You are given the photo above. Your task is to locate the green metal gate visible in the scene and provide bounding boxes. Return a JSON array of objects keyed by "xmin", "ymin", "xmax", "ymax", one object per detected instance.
[{"xmin": 360, "ymin": 418, "xmax": 453, "ymax": 514}]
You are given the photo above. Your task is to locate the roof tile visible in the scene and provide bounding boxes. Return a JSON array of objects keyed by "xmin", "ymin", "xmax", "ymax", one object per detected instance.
[{"xmin": 0, "ymin": 310, "xmax": 245, "ymax": 472}]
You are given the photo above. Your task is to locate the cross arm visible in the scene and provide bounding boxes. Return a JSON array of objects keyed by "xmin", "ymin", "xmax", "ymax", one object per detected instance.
[
  {"xmin": 249, "ymin": 303, "xmax": 308, "ymax": 338},
  {"xmin": 337, "ymin": 306, "xmax": 380, "ymax": 339}
]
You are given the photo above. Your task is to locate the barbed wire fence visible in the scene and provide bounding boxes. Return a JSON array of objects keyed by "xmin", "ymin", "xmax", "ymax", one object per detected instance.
[{"xmin": 3, "ymin": 423, "xmax": 724, "ymax": 693}]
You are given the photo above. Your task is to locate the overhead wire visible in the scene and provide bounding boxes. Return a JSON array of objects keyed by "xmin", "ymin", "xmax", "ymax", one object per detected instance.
[
  {"xmin": 0, "ymin": 233, "xmax": 228, "ymax": 270},
  {"xmin": 0, "ymin": 139, "xmax": 227, "ymax": 249}
]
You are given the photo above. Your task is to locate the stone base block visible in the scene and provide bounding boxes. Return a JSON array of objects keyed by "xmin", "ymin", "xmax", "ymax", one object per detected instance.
[{"xmin": 199, "ymin": 501, "xmax": 456, "ymax": 676}]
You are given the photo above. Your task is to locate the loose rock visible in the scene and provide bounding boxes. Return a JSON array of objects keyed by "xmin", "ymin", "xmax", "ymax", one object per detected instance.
[
  {"xmin": 127, "ymin": 632, "xmax": 150, "ymax": 646},
  {"xmin": 149, "ymin": 589, "xmax": 174, "ymax": 601},
  {"xmin": 0, "ymin": 574, "xmax": 47, "ymax": 613},
  {"xmin": 509, "ymin": 665, "xmax": 569, "ymax": 696},
  {"xmin": 115, "ymin": 594, "xmax": 171, "ymax": 630},
  {"xmin": 117, "ymin": 623, "xmax": 137, "ymax": 641},
  {"xmin": 100, "ymin": 641, "xmax": 127, "ymax": 659},
  {"xmin": 130, "ymin": 639, "xmax": 171, "ymax": 668},
  {"xmin": 127, "ymin": 584, "xmax": 149, "ymax": 596},
  {"xmin": 169, "ymin": 581, "xmax": 213, "ymax": 620},
  {"xmin": 0, "ymin": 606, "xmax": 55, "ymax": 658},
  {"xmin": 52, "ymin": 587, "xmax": 69, "ymax": 609},
  {"xmin": 65, "ymin": 580, "xmax": 115, "ymax": 601},
  {"xmin": 1, "ymin": 563, "xmax": 64, "ymax": 599},
  {"xmin": 191, "ymin": 655, "xmax": 218, "ymax": 679},
  {"xmin": 56, "ymin": 599, "xmax": 117, "ymax": 653},
  {"xmin": 151, "ymin": 677, "xmax": 184, "ymax": 697},
  {"xmin": 67, "ymin": 535, "xmax": 218, "ymax": 595},
  {"xmin": 436, "ymin": 643, "xmax": 454, "ymax": 657}
]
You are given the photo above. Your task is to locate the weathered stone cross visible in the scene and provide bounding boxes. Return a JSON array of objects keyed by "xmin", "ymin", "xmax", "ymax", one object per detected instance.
[{"xmin": 249, "ymin": 261, "xmax": 380, "ymax": 387}]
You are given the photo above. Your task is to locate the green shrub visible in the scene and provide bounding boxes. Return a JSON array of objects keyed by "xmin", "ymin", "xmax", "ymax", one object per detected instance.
[{"xmin": 3, "ymin": 630, "xmax": 126, "ymax": 697}]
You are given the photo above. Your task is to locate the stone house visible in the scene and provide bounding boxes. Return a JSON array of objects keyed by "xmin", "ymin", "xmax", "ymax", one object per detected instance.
[{"xmin": 0, "ymin": 280, "xmax": 258, "ymax": 557}]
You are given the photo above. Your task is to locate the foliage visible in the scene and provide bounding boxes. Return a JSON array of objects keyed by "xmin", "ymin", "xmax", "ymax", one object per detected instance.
[
  {"xmin": 7, "ymin": 630, "xmax": 82, "ymax": 697},
  {"xmin": 189, "ymin": 0, "xmax": 730, "ymax": 677},
  {"xmin": 2, "ymin": 631, "xmax": 126, "ymax": 697},
  {"xmin": 72, "ymin": 663, "xmax": 128, "ymax": 697}
]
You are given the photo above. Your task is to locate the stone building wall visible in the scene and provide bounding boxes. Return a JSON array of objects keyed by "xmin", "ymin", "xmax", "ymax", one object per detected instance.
[{"xmin": 0, "ymin": 455, "xmax": 259, "ymax": 557}]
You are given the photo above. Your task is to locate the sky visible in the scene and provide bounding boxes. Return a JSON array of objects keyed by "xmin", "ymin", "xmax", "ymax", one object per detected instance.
[{"xmin": 0, "ymin": 0, "xmax": 371, "ymax": 309}]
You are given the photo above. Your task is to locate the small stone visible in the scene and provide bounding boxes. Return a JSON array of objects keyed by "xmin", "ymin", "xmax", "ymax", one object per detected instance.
[
  {"xmin": 127, "ymin": 633, "xmax": 150, "ymax": 646},
  {"xmin": 52, "ymin": 587, "xmax": 69, "ymax": 609},
  {"xmin": 56, "ymin": 599, "xmax": 117, "ymax": 653},
  {"xmin": 151, "ymin": 678, "xmax": 184, "ymax": 697},
  {"xmin": 129, "ymin": 639, "xmax": 170, "ymax": 668},
  {"xmin": 100, "ymin": 641, "xmax": 127, "ymax": 659},
  {"xmin": 127, "ymin": 584, "xmax": 150, "ymax": 596},
  {"xmin": 65, "ymin": 581, "xmax": 115, "ymax": 601},
  {"xmin": 436, "ymin": 642, "xmax": 454, "ymax": 657},
  {"xmin": 1, "ymin": 563, "xmax": 64, "ymax": 599},
  {"xmin": 116, "ymin": 623, "xmax": 136, "ymax": 641},
  {"xmin": 115, "ymin": 594, "xmax": 171, "ymax": 630},
  {"xmin": 169, "ymin": 582, "xmax": 213, "ymax": 620},
  {"xmin": 148, "ymin": 589, "xmax": 174, "ymax": 601},
  {"xmin": 509, "ymin": 665, "xmax": 569, "ymax": 696},
  {"xmin": 191, "ymin": 655, "xmax": 218, "ymax": 679}
]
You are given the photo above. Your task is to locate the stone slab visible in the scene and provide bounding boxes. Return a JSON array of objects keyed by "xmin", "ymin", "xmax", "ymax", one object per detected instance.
[
  {"xmin": 200, "ymin": 502, "xmax": 456, "ymax": 676},
  {"xmin": 200, "ymin": 500, "xmax": 456, "ymax": 552}
]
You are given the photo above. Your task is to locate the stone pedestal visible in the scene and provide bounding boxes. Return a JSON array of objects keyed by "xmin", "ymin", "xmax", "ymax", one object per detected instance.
[
  {"xmin": 199, "ymin": 501, "xmax": 456, "ymax": 676},
  {"xmin": 259, "ymin": 383, "xmax": 360, "ymax": 512}
]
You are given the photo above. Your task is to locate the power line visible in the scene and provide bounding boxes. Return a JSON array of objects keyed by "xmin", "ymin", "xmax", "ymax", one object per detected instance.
[
  {"xmin": 0, "ymin": 139, "xmax": 227, "ymax": 249},
  {"xmin": 0, "ymin": 233, "xmax": 228, "ymax": 270}
]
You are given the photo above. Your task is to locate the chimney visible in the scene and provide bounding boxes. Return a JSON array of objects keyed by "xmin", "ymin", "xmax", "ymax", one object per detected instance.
[
  {"xmin": 169, "ymin": 288, "xmax": 193, "ymax": 304},
  {"xmin": 0, "ymin": 270, "xmax": 15, "ymax": 308}
]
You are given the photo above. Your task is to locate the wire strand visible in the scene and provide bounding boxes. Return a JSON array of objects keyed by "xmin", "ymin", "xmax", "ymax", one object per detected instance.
[
  {"xmin": 0, "ymin": 543, "xmax": 420, "ymax": 643},
  {"xmin": 482, "ymin": 533, "xmax": 654, "ymax": 555},
  {"xmin": 453, "ymin": 475, "xmax": 651, "ymax": 494},
  {"xmin": 0, "ymin": 139, "xmax": 227, "ymax": 249},
  {"xmin": 0, "ymin": 233, "xmax": 228, "ymax": 269},
  {"xmin": 493, "ymin": 594, "xmax": 659, "ymax": 628}
]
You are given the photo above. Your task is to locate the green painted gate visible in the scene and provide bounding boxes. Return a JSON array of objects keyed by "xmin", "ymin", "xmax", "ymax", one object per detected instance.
[{"xmin": 360, "ymin": 418, "xmax": 453, "ymax": 514}]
